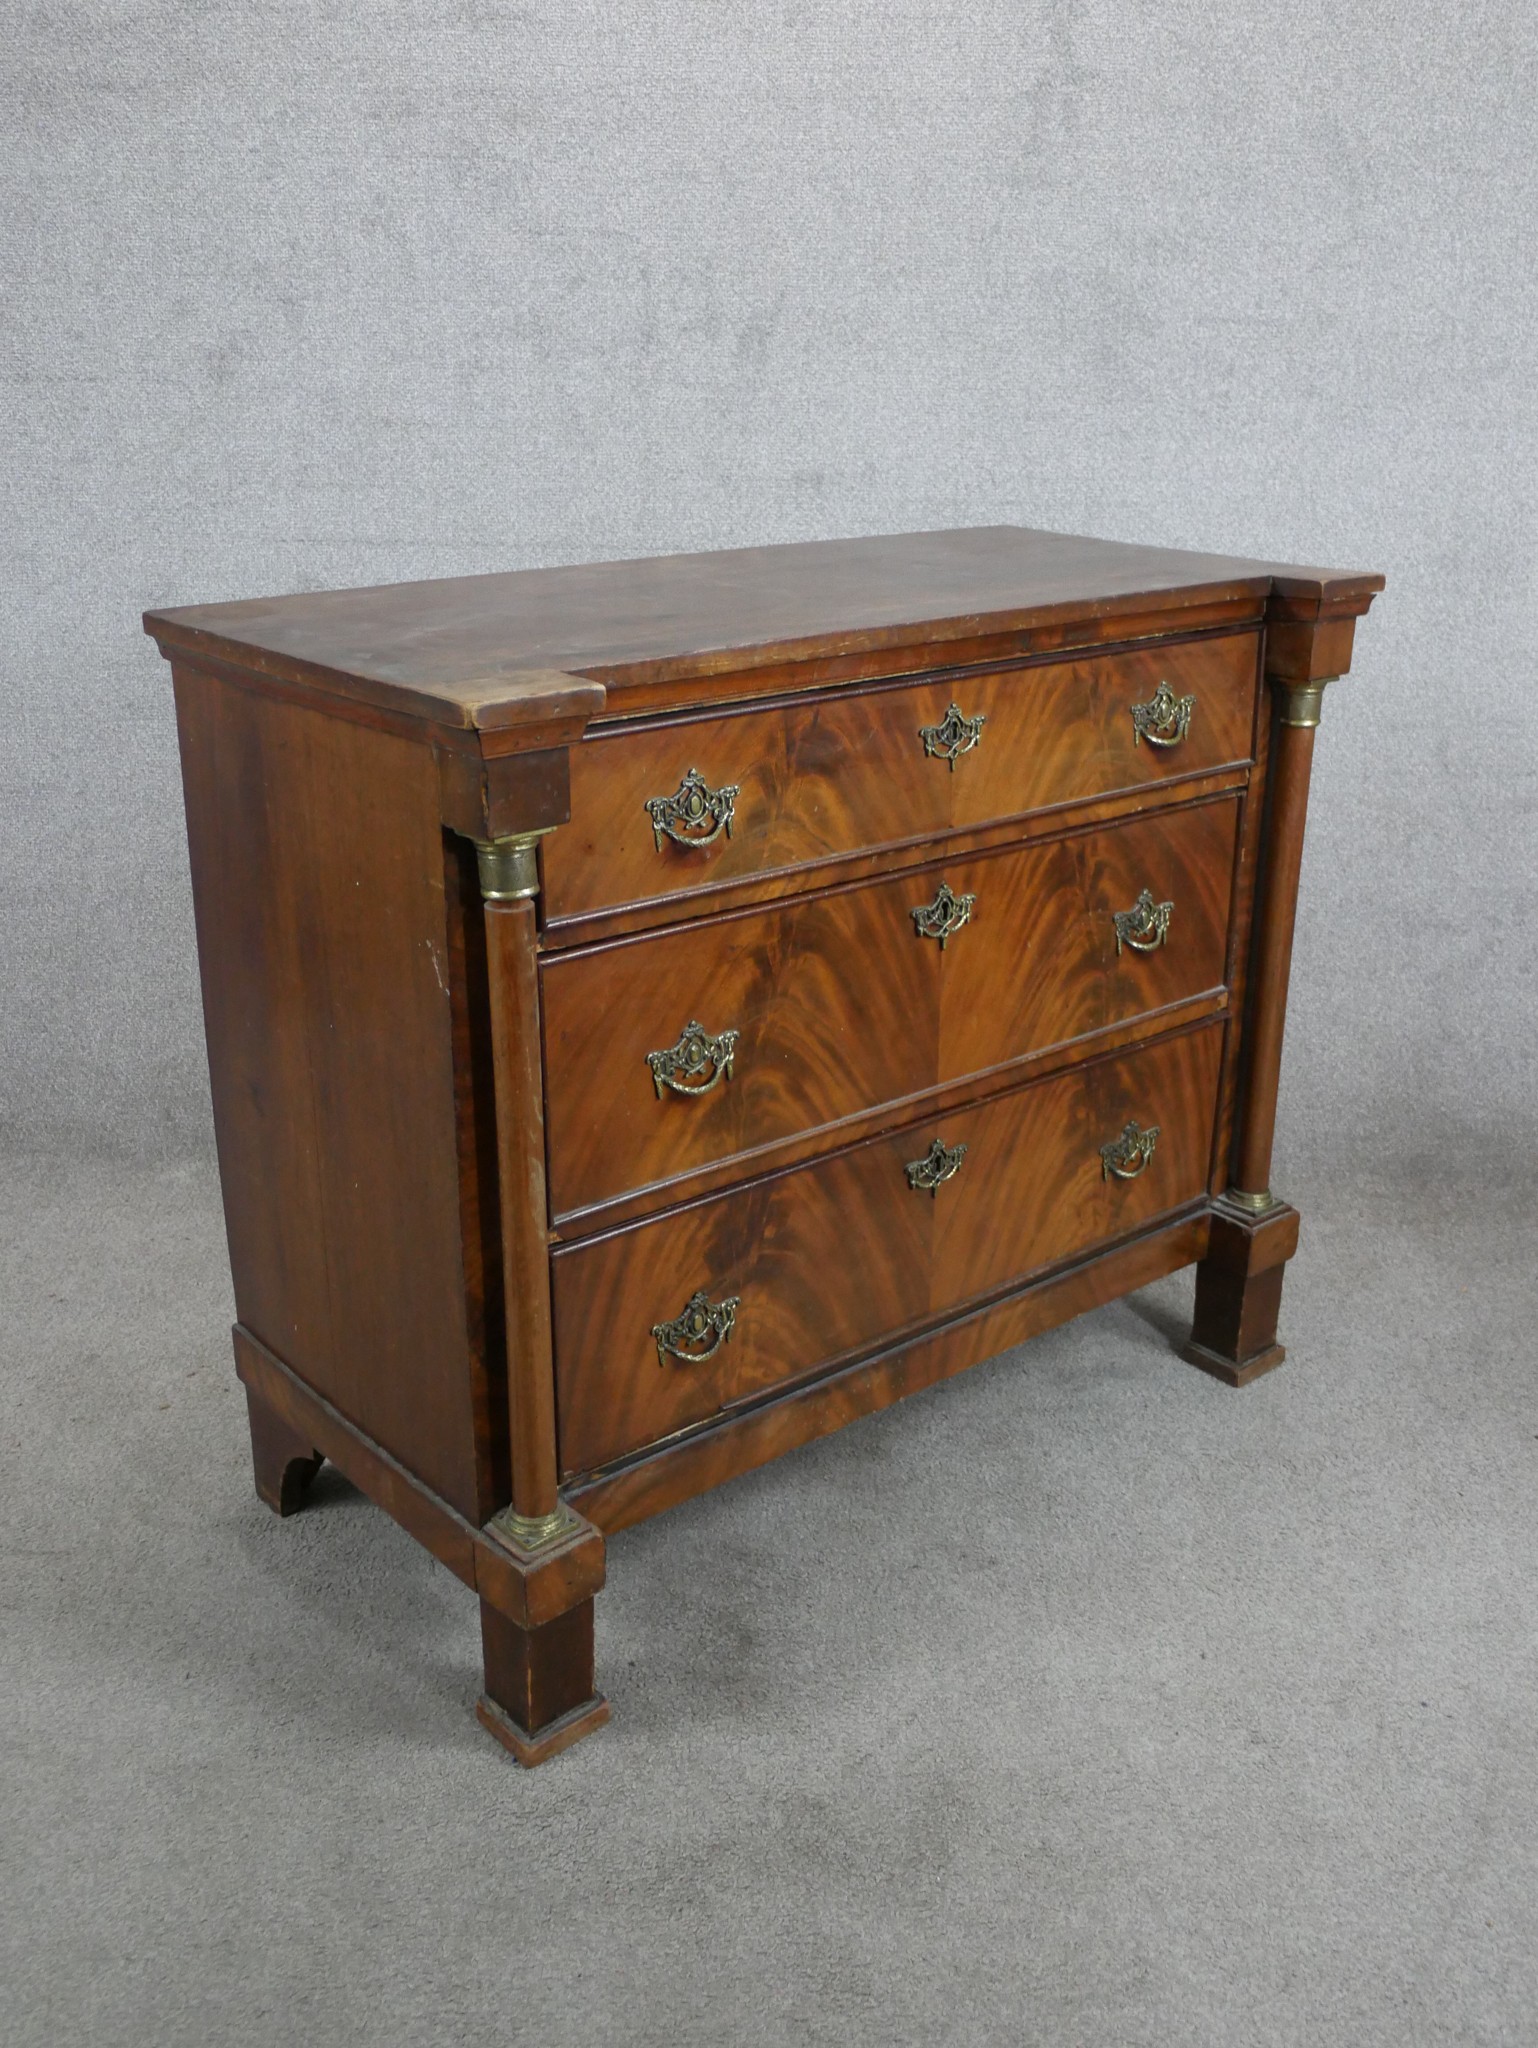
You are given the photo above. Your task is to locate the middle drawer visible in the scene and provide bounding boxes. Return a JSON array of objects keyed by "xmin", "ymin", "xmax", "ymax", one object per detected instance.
[{"xmin": 541, "ymin": 793, "xmax": 1238, "ymax": 1221}]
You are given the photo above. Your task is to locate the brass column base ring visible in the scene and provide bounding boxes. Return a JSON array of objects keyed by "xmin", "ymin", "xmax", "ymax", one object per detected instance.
[{"xmin": 487, "ymin": 1499, "xmax": 584, "ymax": 1559}]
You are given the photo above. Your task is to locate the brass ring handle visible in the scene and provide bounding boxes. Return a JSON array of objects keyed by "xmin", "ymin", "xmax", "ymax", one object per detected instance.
[
  {"xmin": 1099, "ymin": 1120, "xmax": 1161, "ymax": 1181},
  {"xmin": 1130, "ymin": 681, "xmax": 1195, "ymax": 749},
  {"xmin": 911, "ymin": 881, "xmax": 975, "ymax": 949},
  {"xmin": 651, "ymin": 1288, "xmax": 740, "ymax": 1369},
  {"xmin": 918, "ymin": 703, "xmax": 986, "ymax": 770},
  {"xmin": 1112, "ymin": 889, "xmax": 1174, "ymax": 955},
  {"xmin": 905, "ymin": 1135, "xmax": 968, "ymax": 1196},
  {"xmin": 645, "ymin": 767, "xmax": 741, "ymax": 851},
  {"xmin": 646, "ymin": 1020, "xmax": 740, "ymax": 1099}
]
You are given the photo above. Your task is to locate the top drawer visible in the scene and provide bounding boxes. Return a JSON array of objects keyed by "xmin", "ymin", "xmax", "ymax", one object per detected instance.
[{"xmin": 542, "ymin": 633, "xmax": 1259, "ymax": 925}]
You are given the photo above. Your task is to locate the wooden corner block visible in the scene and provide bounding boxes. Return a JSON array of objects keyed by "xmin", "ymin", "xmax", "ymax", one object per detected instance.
[
  {"xmin": 1264, "ymin": 614, "xmax": 1361, "ymax": 683},
  {"xmin": 1207, "ymin": 1198, "xmax": 1300, "ymax": 1277},
  {"xmin": 472, "ymin": 1510, "xmax": 607, "ymax": 1631},
  {"xmin": 434, "ymin": 740, "xmax": 574, "ymax": 841}
]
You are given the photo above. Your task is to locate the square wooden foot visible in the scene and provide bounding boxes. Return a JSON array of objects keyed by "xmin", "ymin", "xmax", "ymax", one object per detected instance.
[
  {"xmin": 1183, "ymin": 1198, "xmax": 1300, "ymax": 1387},
  {"xmin": 1182, "ymin": 1331, "xmax": 1286, "ymax": 1388},
  {"xmin": 477, "ymin": 1596, "xmax": 609, "ymax": 1766},
  {"xmin": 476, "ymin": 1691, "xmax": 611, "ymax": 1766}
]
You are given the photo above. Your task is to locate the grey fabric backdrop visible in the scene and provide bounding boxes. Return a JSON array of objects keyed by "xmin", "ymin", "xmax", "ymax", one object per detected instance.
[
  {"xmin": 7, "ymin": 10, "xmax": 1538, "ymax": 2048},
  {"xmin": 4, "ymin": 0, "xmax": 1533, "ymax": 1171}
]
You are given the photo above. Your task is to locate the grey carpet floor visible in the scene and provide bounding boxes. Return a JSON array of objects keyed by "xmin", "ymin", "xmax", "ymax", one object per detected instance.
[{"xmin": 2, "ymin": 1139, "xmax": 1533, "ymax": 2047}]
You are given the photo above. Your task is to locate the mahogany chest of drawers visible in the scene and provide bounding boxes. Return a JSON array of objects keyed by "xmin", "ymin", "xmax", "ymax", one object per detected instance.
[{"xmin": 145, "ymin": 526, "xmax": 1382, "ymax": 1764}]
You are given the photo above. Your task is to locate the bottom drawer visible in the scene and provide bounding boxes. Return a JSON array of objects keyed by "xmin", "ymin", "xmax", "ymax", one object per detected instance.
[{"xmin": 553, "ymin": 1022, "xmax": 1224, "ymax": 1478}]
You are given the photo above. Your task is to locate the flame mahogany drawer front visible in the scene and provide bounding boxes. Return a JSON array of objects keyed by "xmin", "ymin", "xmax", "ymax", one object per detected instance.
[
  {"xmin": 541, "ymin": 633, "xmax": 1259, "ymax": 928},
  {"xmin": 541, "ymin": 793, "xmax": 1241, "ymax": 1222},
  {"xmin": 553, "ymin": 1023, "xmax": 1225, "ymax": 1479},
  {"xmin": 146, "ymin": 524, "xmax": 1382, "ymax": 1765}
]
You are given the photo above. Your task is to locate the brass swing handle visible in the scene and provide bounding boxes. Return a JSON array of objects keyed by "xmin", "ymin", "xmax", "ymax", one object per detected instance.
[
  {"xmin": 1099, "ymin": 1119, "xmax": 1161, "ymax": 1181},
  {"xmin": 1130, "ymin": 681, "xmax": 1195, "ymax": 749},
  {"xmin": 1112, "ymin": 888, "xmax": 1174, "ymax": 954},
  {"xmin": 905, "ymin": 1135, "xmax": 968, "ymax": 1196},
  {"xmin": 918, "ymin": 702, "xmax": 986, "ymax": 769},
  {"xmin": 651, "ymin": 1288, "xmax": 740, "ymax": 1369},
  {"xmin": 646, "ymin": 1020, "xmax": 740, "ymax": 1099},
  {"xmin": 645, "ymin": 767, "xmax": 741, "ymax": 851}
]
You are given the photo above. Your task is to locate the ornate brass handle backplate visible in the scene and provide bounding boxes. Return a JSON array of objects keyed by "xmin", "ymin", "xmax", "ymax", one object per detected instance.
[
  {"xmin": 645, "ymin": 766, "xmax": 741, "ymax": 851},
  {"xmin": 905, "ymin": 1135, "xmax": 968, "ymax": 1196},
  {"xmin": 911, "ymin": 881, "xmax": 975, "ymax": 949},
  {"xmin": 1099, "ymin": 1120, "xmax": 1161, "ymax": 1181},
  {"xmin": 918, "ymin": 702, "xmax": 986, "ymax": 770},
  {"xmin": 651, "ymin": 1288, "xmax": 740, "ymax": 1368},
  {"xmin": 1112, "ymin": 888, "xmax": 1174, "ymax": 954},
  {"xmin": 646, "ymin": 1019, "xmax": 739, "ymax": 1099},
  {"xmin": 1130, "ymin": 680, "xmax": 1195, "ymax": 749}
]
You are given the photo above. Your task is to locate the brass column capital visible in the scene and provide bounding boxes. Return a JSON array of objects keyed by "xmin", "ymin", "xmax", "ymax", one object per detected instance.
[
  {"xmin": 474, "ymin": 830, "xmax": 549, "ymax": 901},
  {"xmin": 1273, "ymin": 676, "xmax": 1339, "ymax": 729}
]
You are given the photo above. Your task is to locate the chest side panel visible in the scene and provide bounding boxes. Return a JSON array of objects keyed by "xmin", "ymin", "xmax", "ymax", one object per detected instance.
[{"xmin": 172, "ymin": 666, "xmax": 488, "ymax": 1521}]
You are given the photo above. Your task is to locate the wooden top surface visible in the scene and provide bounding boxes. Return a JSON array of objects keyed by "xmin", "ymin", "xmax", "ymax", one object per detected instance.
[{"xmin": 144, "ymin": 525, "xmax": 1383, "ymax": 733}]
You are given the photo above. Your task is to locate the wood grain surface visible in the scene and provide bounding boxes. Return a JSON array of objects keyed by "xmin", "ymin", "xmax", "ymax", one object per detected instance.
[
  {"xmin": 173, "ymin": 663, "xmax": 489, "ymax": 1520},
  {"xmin": 570, "ymin": 1210, "xmax": 1212, "ymax": 1533},
  {"xmin": 144, "ymin": 525, "xmax": 1381, "ymax": 735},
  {"xmin": 234, "ymin": 1324, "xmax": 606, "ymax": 1630},
  {"xmin": 150, "ymin": 523, "xmax": 1383, "ymax": 1765},
  {"xmin": 484, "ymin": 894, "xmax": 563, "ymax": 1521},
  {"xmin": 542, "ymin": 794, "xmax": 1239, "ymax": 1218},
  {"xmin": 1234, "ymin": 700, "xmax": 1319, "ymax": 1198},
  {"xmin": 541, "ymin": 635, "xmax": 1257, "ymax": 923},
  {"xmin": 553, "ymin": 1021, "xmax": 1224, "ymax": 1477}
]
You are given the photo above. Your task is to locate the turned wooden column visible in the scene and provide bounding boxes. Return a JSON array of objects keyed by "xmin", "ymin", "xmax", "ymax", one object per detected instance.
[
  {"xmin": 1231, "ymin": 676, "xmax": 1331, "ymax": 1208},
  {"xmin": 1185, "ymin": 674, "xmax": 1333, "ymax": 1386},
  {"xmin": 474, "ymin": 831, "xmax": 579, "ymax": 1549},
  {"xmin": 470, "ymin": 828, "xmax": 610, "ymax": 1763}
]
